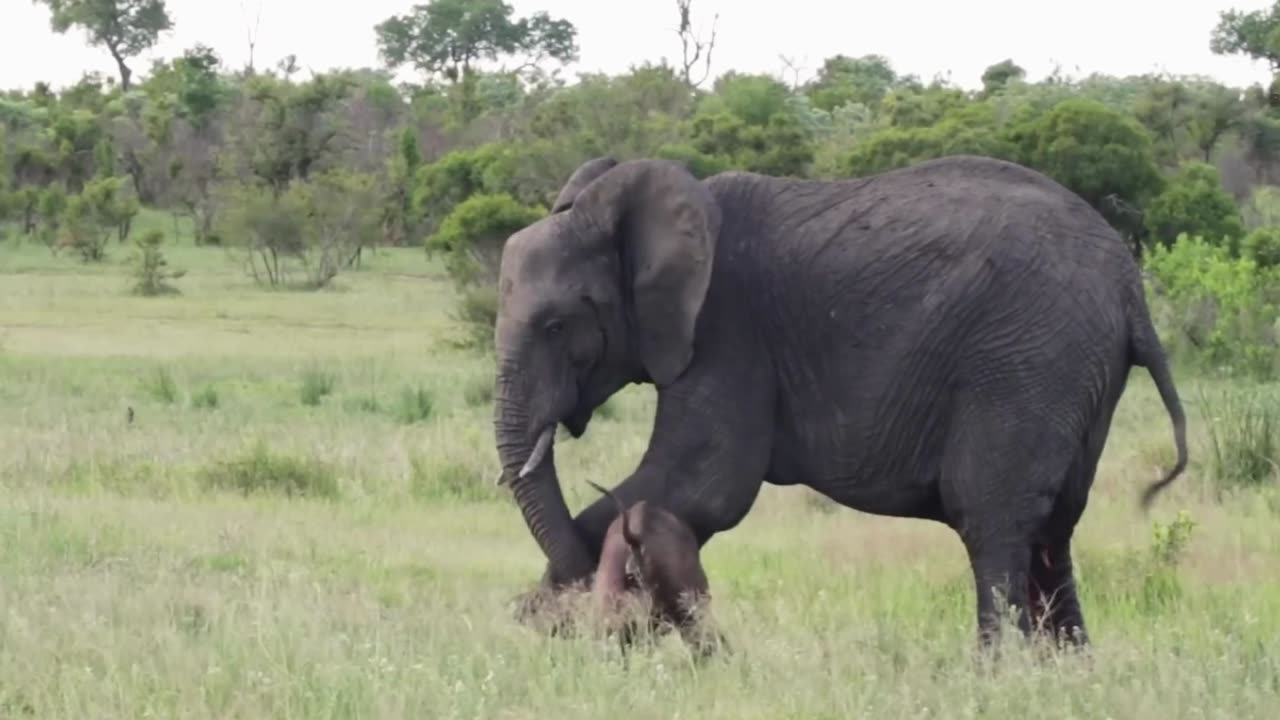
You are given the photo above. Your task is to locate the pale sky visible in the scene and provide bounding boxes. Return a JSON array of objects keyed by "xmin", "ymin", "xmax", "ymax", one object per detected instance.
[{"xmin": 0, "ymin": 1, "xmax": 1276, "ymax": 92}]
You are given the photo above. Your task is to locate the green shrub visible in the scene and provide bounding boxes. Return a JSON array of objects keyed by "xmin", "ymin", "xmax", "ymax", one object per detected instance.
[
  {"xmin": 199, "ymin": 441, "xmax": 339, "ymax": 499},
  {"xmin": 129, "ymin": 229, "xmax": 185, "ymax": 296},
  {"xmin": 1240, "ymin": 226, "xmax": 1280, "ymax": 270},
  {"xmin": 411, "ymin": 143, "xmax": 517, "ymax": 236},
  {"xmin": 1078, "ymin": 511, "xmax": 1196, "ymax": 615},
  {"xmin": 427, "ymin": 193, "xmax": 544, "ymax": 347},
  {"xmin": 1143, "ymin": 162, "xmax": 1245, "ymax": 249},
  {"xmin": 59, "ymin": 177, "xmax": 139, "ymax": 262},
  {"xmin": 1144, "ymin": 233, "xmax": 1279, "ymax": 378},
  {"xmin": 217, "ymin": 170, "xmax": 381, "ymax": 290}
]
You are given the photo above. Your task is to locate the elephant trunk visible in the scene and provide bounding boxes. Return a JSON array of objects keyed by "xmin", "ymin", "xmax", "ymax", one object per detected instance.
[{"xmin": 494, "ymin": 378, "xmax": 596, "ymax": 587}]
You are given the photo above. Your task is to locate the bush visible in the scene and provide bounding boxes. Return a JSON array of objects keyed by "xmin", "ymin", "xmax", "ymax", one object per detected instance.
[
  {"xmin": 411, "ymin": 143, "xmax": 517, "ymax": 235},
  {"xmin": 128, "ymin": 229, "xmax": 185, "ymax": 296},
  {"xmin": 1144, "ymin": 233, "xmax": 1279, "ymax": 378},
  {"xmin": 427, "ymin": 193, "xmax": 545, "ymax": 347},
  {"xmin": 1143, "ymin": 162, "xmax": 1245, "ymax": 249},
  {"xmin": 1078, "ymin": 511, "xmax": 1197, "ymax": 615},
  {"xmin": 1240, "ymin": 226, "xmax": 1280, "ymax": 269},
  {"xmin": 199, "ymin": 441, "xmax": 339, "ymax": 499},
  {"xmin": 218, "ymin": 169, "xmax": 381, "ymax": 290},
  {"xmin": 1240, "ymin": 185, "xmax": 1280, "ymax": 230},
  {"xmin": 59, "ymin": 177, "xmax": 139, "ymax": 262}
]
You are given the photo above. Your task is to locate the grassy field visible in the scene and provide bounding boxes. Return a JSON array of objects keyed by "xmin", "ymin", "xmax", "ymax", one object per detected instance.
[{"xmin": 2, "ymin": 221, "xmax": 1279, "ymax": 719}]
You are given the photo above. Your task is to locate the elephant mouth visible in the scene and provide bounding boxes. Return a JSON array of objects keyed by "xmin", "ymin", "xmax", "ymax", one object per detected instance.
[
  {"xmin": 515, "ymin": 409, "xmax": 591, "ymax": 480},
  {"xmin": 564, "ymin": 407, "xmax": 591, "ymax": 437}
]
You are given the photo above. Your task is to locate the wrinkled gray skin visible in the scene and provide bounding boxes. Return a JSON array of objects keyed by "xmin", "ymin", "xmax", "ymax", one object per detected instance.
[
  {"xmin": 493, "ymin": 153, "xmax": 1188, "ymax": 647},
  {"xmin": 586, "ymin": 481, "xmax": 721, "ymax": 657}
]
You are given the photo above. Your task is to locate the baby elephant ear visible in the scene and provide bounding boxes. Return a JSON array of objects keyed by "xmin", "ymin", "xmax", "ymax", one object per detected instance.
[{"xmin": 551, "ymin": 157, "xmax": 619, "ymax": 213}]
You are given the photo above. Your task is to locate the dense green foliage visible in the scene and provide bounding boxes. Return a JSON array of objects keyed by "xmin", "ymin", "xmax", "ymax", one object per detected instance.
[{"xmin": 5, "ymin": 0, "xmax": 1280, "ymax": 372}]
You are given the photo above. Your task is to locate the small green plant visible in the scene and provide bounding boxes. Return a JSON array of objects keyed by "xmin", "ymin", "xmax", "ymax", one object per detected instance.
[
  {"xmin": 198, "ymin": 441, "xmax": 339, "ymax": 499},
  {"xmin": 1079, "ymin": 510, "xmax": 1197, "ymax": 615},
  {"xmin": 1141, "ymin": 510, "xmax": 1197, "ymax": 608},
  {"xmin": 144, "ymin": 367, "xmax": 179, "ymax": 404},
  {"xmin": 1149, "ymin": 510, "xmax": 1197, "ymax": 566},
  {"xmin": 191, "ymin": 385, "xmax": 219, "ymax": 409},
  {"xmin": 299, "ymin": 366, "xmax": 336, "ymax": 406},
  {"xmin": 129, "ymin": 229, "xmax": 185, "ymax": 296},
  {"xmin": 395, "ymin": 385, "xmax": 434, "ymax": 424},
  {"xmin": 1198, "ymin": 383, "xmax": 1279, "ymax": 493}
]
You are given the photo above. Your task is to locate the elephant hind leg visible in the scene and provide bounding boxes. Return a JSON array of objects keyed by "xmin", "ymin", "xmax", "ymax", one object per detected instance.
[
  {"xmin": 1029, "ymin": 540, "xmax": 1088, "ymax": 647},
  {"xmin": 940, "ymin": 407, "xmax": 1078, "ymax": 650},
  {"xmin": 1027, "ymin": 411, "xmax": 1112, "ymax": 649}
]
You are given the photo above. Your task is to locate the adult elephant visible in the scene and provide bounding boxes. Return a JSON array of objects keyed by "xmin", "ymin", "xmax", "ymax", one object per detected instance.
[{"xmin": 493, "ymin": 154, "xmax": 1187, "ymax": 646}]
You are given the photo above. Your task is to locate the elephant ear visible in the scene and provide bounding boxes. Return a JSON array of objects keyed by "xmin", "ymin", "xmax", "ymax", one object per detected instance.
[
  {"xmin": 572, "ymin": 159, "xmax": 722, "ymax": 387},
  {"xmin": 550, "ymin": 157, "xmax": 619, "ymax": 213}
]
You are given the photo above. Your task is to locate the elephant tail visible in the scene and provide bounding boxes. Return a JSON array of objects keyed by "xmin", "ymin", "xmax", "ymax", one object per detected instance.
[
  {"xmin": 1128, "ymin": 299, "xmax": 1189, "ymax": 511},
  {"xmin": 587, "ymin": 480, "xmax": 641, "ymax": 551}
]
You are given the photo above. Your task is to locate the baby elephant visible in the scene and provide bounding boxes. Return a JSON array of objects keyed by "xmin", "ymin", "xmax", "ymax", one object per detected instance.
[{"xmin": 586, "ymin": 481, "xmax": 725, "ymax": 658}]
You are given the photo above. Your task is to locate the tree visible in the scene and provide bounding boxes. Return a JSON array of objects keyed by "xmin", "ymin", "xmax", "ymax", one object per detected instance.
[
  {"xmin": 674, "ymin": 0, "xmax": 718, "ymax": 89},
  {"xmin": 1144, "ymin": 162, "xmax": 1246, "ymax": 249},
  {"xmin": 803, "ymin": 54, "xmax": 898, "ymax": 113},
  {"xmin": 980, "ymin": 59, "xmax": 1026, "ymax": 96},
  {"xmin": 1187, "ymin": 83, "xmax": 1247, "ymax": 162},
  {"xmin": 34, "ymin": 0, "xmax": 174, "ymax": 91},
  {"xmin": 1007, "ymin": 97, "xmax": 1165, "ymax": 243},
  {"xmin": 1211, "ymin": 2, "xmax": 1280, "ymax": 69},
  {"xmin": 374, "ymin": 0, "xmax": 577, "ymax": 84}
]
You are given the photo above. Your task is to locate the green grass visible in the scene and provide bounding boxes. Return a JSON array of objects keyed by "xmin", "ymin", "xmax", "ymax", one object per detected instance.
[{"xmin": 2, "ymin": 234, "xmax": 1280, "ymax": 719}]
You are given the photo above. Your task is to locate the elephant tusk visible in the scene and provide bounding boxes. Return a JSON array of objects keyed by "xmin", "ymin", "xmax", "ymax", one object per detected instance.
[{"xmin": 518, "ymin": 425, "xmax": 556, "ymax": 479}]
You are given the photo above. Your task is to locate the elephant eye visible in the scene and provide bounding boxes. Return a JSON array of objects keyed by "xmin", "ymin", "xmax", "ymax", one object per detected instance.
[{"xmin": 544, "ymin": 319, "xmax": 565, "ymax": 338}]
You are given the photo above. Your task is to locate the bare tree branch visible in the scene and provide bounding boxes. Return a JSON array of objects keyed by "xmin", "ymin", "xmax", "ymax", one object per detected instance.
[
  {"xmin": 239, "ymin": 0, "xmax": 264, "ymax": 74},
  {"xmin": 675, "ymin": 0, "xmax": 718, "ymax": 89},
  {"xmin": 778, "ymin": 54, "xmax": 810, "ymax": 90}
]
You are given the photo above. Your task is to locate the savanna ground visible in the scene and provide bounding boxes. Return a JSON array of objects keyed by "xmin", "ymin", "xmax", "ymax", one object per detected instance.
[{"xmin": 2, "ymin": 212, "xmax": 1279, "ymax": 719}]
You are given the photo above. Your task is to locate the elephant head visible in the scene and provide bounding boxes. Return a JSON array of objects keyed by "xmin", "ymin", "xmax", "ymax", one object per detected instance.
[{"xmin": 493, "ymin": 157, "xmax": 723, "ymax": 584}]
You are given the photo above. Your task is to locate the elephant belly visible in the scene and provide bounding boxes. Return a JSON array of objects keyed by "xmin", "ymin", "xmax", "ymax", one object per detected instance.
[{"xmin": 765, "ymin": 406, "xmax": 949, "ymax": 522}]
